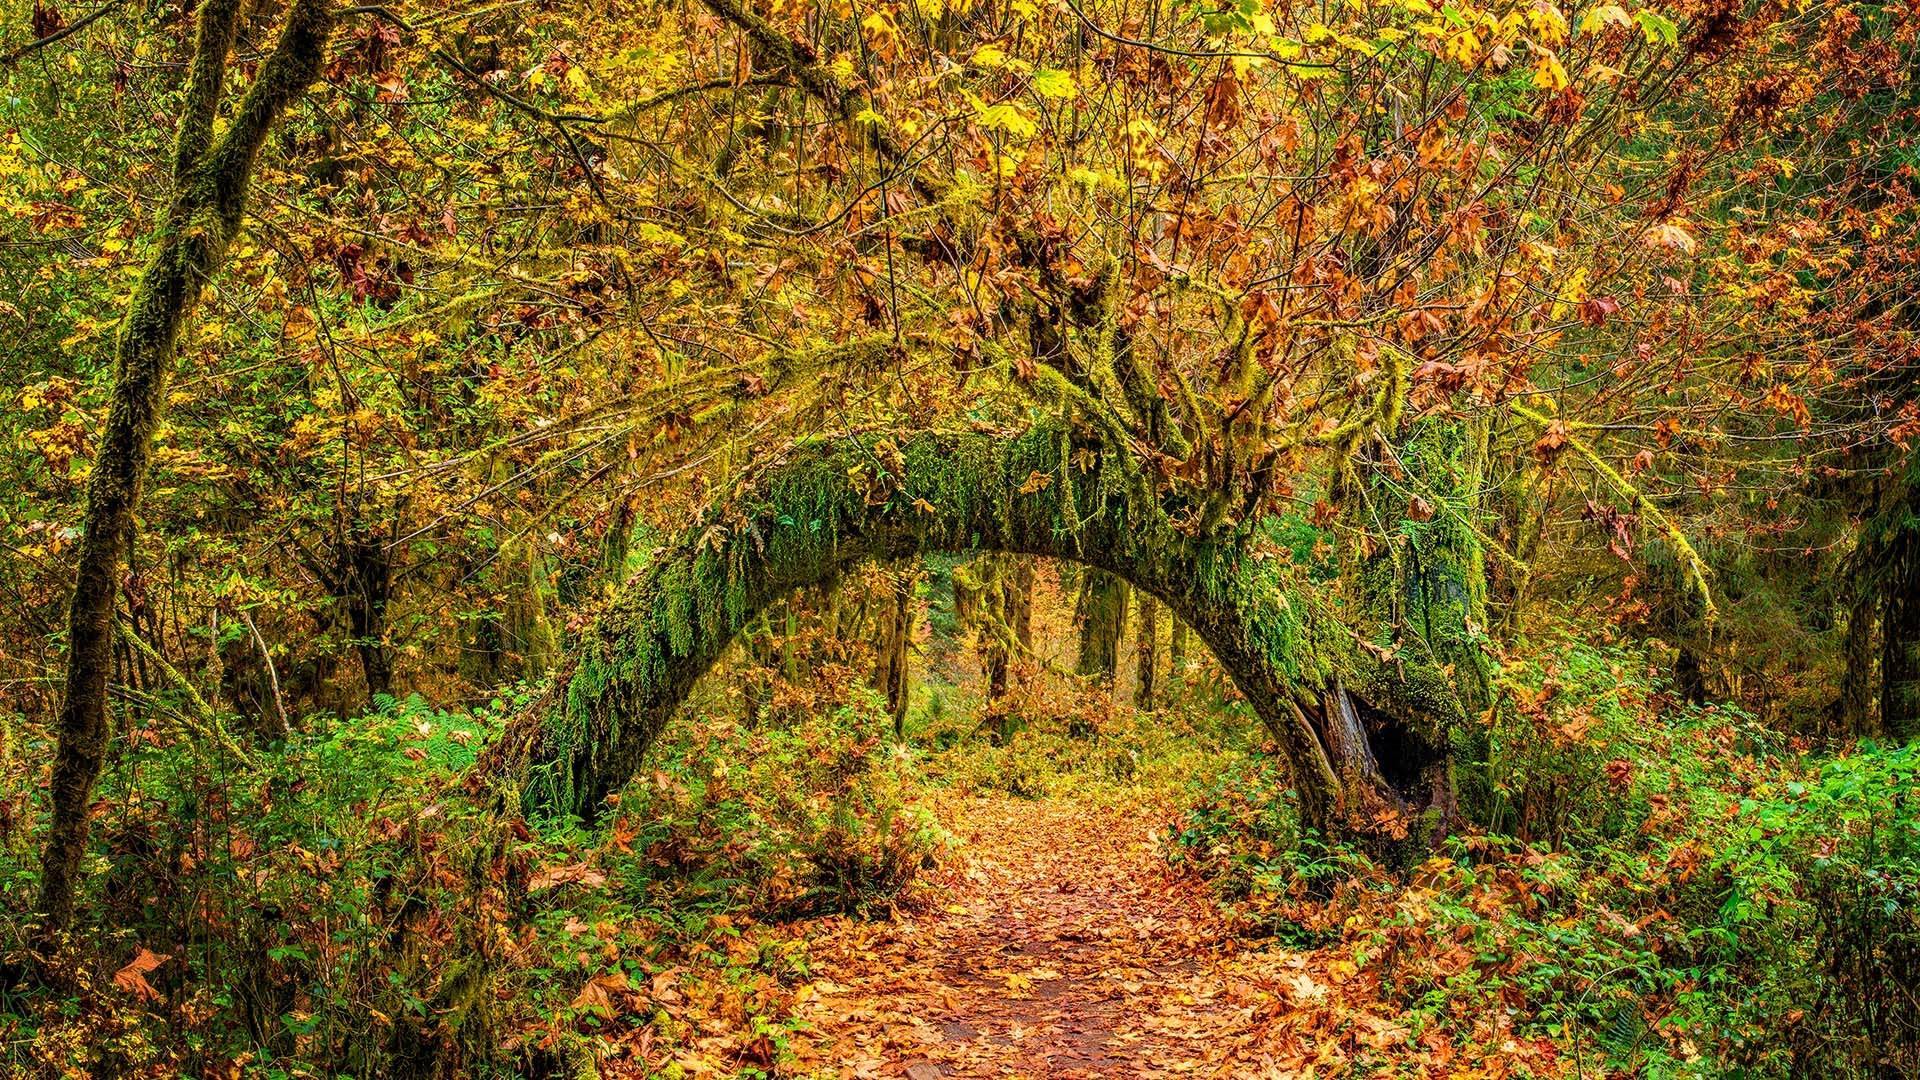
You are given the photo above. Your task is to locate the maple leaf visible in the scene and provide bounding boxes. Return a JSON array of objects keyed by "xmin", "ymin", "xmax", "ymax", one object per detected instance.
[
  {"xmin": 529, "ymin": 861, "xmax": 608, "ymax": 891},
  {"xmin": 571, "ymin": 971, "xmax": 631, "ymax": 1016},
  {"xmin": 113, "ymin": 947, "xmax": 167, "ymax": 1002},
  {"xmin": 1530, "ymin": 421, "xmax": 1571, "ymax": 465}
]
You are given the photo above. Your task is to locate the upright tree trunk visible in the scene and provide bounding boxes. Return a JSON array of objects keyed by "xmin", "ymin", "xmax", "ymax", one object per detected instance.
[
  {"xmin": 340, "ymin": 529, "xmax": 395, "ymax": 704},
  {"xmin": 1833, "ymin": 585, "xmax": 1877, "ymax": 739},
  {"xmin": 1075, "ymin": 570, "xmax": 1129, "ymax": 685},
  {"xmin": 1883, "ymin": 529, "xmax": 1920, "ymax": 741},
  {"xmin": 1007, "ymin": 559, "xmax": 1034, "ymax": 653},
  {"xmin": 502, "ymin": 545, "xmax": 561, "ymax": 682},
  {"xmin": 875, "ymin": 568, "xmax": 915, "ymax": 735},
  {"xmin": 1134, "ymin": 592, "xmax": 1160, "ymax": 709},
  {"xmin": 34, "ymin": 0, "xmax": 335, "ymax": 961},
  {"xmin": 1329, "ymin": 419, "xmax": 1492, "ymax": 828},
  {"xmin": 1169, "ymin": 617, "xmax": 1188, "ymax": 673}
]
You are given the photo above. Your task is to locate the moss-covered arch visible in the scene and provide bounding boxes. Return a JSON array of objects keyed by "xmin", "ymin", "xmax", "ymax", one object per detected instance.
[{"xmin": 482, "ymin": 423, "xmax": 1469, "ymax": 840}]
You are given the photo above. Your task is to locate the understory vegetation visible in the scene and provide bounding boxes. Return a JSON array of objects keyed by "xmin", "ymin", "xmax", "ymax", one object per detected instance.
[
  {"xmin": 6, "ymin": 619, "xmax": 1915, "ymax": 1076},
  {"xmin": 1172, "ymin": 641, "xmax": 1920, "ymax": 1077}
]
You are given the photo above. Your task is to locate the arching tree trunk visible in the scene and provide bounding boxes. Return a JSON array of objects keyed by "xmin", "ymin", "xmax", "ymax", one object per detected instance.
[
  {"xmin": 478, "ymin": 426, "xmax": 1475, "ymax": 844},
  {"xmin": 34, "ymin": 0, "xmax": 334, "ymax": 961}
]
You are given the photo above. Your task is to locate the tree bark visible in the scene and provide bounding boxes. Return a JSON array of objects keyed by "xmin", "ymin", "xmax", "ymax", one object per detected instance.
[
  {"xmin": 1134, "ymin": 592, "xmax": 1160, "ymax": 709},
  {"xmin": 1832, "ymin": 584, "xmax": 1877, "ymax": 739},
  {"xmin": 479, "ymin": 425, "xmax": 1474, "ymax": 844},
  {"xmin": 1883, "ymin": 528, "xmax": 1920, "ymax": 741},
  {"xmin": 34, "ymin": 0, "xmax": 334, "ymax": 962},
  {"xmin": 1007, "ymin": 559, "xmax": 1034, "ymax": 653},
  {"xmin": 1329, "ymin": 419, "xmax": 1493, "ymax": 826},
  {"xmin": 340, "ymin": 528, "xmax": 395, "ymax": 704},
  {"xmin": 1075, "ymin": 570, "xmax": 1129, "ymax": 685},
  {"xmin": 875, "ymin": 567, "xmax": 915, "ymax": 736}
]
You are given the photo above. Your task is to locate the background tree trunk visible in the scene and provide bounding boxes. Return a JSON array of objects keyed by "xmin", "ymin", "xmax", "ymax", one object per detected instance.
[
  {"xmin": 1833, "ymin": 583, "xmax": 1877, "ymax": 739},
  {"xmin": 1075, "ymin": 570, "xmax": 1129, "ymax": 685},
  {"xmin": 1882, "ymin": 529, "xmax": 1920, "ymax": 741},
  {"xmin": 875, "ymin": 567, "xmax": 916, "ymax": 736},
  {"xmin": 1134, "ymin": 592, "xmax": 1159, "ymax": 709},
  {"xmin": 1008, "ymin": 559, "xmax": 1034, "ymax": 654}
]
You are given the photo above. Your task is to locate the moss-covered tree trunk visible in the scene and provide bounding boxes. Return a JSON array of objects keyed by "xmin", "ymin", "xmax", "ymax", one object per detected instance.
[
  {"xmin": 34, "ymin": 0, "xmax": 334, "ymax": 961},
  {"xmin": 1075, "ymin": 570, "xmax": 1129, "ymax": 686},
  {"xmin": 1008, "ymin": 559, "xmax": 1034, "ymax": 655},
  {"xmin": 1883, "ymin": 528, "xmax": 1920, "ymax": 741},
  {"xmin": 1135, "ymin": 592, "xmax": 1160, "ymax": 709},
  {"xmin": 479, "ymin": 425, "xmax": 1476, "ymax": 845},
  {"xmin": 1331, "ymin": 418, "xmax": 1493, "ymax": 829},
  {"xmin": 874, "ymin": 567, "xmax": 915, "ymax": 736},
  {"xmin": 1832, "ymin": 583, "xmax": 1877, "ymax": 739}
]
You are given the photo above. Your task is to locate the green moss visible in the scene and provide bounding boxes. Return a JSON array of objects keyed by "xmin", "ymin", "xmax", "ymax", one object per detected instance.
[{"xmin": 499, "ymin": 422, "xmax": 1478, "ymax": 838}]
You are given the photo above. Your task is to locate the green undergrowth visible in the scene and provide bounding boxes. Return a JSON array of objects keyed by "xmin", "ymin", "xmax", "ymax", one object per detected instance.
[
  {"xmin": 1167, "ymin": 640, "xmax": 1920, "ymax": 1078},
  {"xmin": 0, "ymin": 688, "xmax": 941, "ymax": 1078},
  {"xmin": 908, "ymin": 665, "xmax": 1261, "ymax": 805}
]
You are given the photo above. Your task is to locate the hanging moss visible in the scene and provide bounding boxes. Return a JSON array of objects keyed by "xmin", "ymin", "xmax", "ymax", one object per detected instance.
[{"xmin": 481, "ymin": 422, "xmax": 1479, "ymax": 841}]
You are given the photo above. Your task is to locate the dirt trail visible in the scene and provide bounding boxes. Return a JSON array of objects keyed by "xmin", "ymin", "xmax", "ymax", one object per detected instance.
[{"xmin": 783, "ymin": 797, "xmax": 1290, "ymax": 1078}]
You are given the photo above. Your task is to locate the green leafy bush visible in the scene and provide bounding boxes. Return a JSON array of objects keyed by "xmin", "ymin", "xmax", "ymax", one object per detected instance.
[
  {"xmin": 0, "ymin": 689, "xmax": 942, "ymax": 1078},
  {"xmin": 1169, "ymin": 641, "xmax": 1920, "ymax": 1077}
]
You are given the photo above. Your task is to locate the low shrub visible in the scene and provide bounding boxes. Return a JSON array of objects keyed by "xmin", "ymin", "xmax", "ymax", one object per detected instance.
[
  {"xmin": 0, "ymin": 688, "xmax": 942, "ymax": 1078},
  {"xmin": 1170, "ymin": 640, "xmax": 1920, "ymax": 1078}
]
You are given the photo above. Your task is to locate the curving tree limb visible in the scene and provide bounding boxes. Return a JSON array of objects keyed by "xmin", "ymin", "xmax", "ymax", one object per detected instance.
[{"xmin": 481, "ymin": 424, "xmax": 1470, "ymax": 843}]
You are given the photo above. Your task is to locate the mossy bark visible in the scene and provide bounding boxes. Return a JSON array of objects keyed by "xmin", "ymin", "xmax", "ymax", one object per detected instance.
[
  {"xmin": 1330, "ymin": 418, "xmax": 1493, "ymax": 826},
  {"xmin": 34, "ymin": 0, "xmax": 334, "ymax": 959},
  {"xmin": 1135, "ymin": 593, "xmax": 1160, "ymax": 709},
  {"xmin": 874, "ymin": 567, "xmax": 915, "ymax": 736},
  {"xmin": 482, "ymin": 425, "xmax": 1475, "ymax": 842},
  {"xmin": 1832, "ymin": 584, "xmax": 1877, "ymax": 739},
  {"xmin": 1074, "ymin": 570, "xmax": 1129, "ymax": 685},
  {"xmin": 1883, "ymin": 528, "xmax": 1920, "ymax": 741}
]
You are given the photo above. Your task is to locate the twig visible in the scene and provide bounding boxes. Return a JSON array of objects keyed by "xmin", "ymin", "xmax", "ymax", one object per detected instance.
[
  {"xmin": 240, "ymin": 608, "xmax": 291, "ymax": 737},
  {"xmin": 1, "ymin": 0, "xmax": 128, "ymax": 67}
]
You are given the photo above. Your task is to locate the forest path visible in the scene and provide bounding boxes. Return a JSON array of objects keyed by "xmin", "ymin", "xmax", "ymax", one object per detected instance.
[{"xmin": 780, "ymin": 795, "xmax": 1378, "ymax": 1078}]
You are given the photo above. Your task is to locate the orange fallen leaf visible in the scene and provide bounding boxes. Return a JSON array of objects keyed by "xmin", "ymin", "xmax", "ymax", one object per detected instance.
[{"xmin": 113, "ymin": 947, "xmax": 167, "ymax": 1002}]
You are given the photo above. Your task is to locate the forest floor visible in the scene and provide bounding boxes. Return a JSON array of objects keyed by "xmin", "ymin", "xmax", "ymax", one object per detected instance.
[{"xmin": 771, "ymin": 795, "xmax": 1417, "ymax": 1079}]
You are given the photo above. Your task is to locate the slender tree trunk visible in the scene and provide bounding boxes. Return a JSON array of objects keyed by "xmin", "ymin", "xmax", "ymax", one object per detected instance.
[
  {"xmin": 1007, "ymin": 559, "xmax": 1034, "ymax": 653},
  {"xmin": 34, "ymin": 0, "xmax": 335, "ymax": 962},
  {"xmin": 1134, "ymin": 592, "xmax": 1159, "ymax": 709},
  {"xmin": 1169, "ymin": 617, "xmax": 1188, "ymax": 673},
  {"xmin": 876, "ymin": 568, "xmax": 915, "ymax": 735},
  {"xmin": 341, "ymin": 530, "xmax": 395, "ymax": 704},
  {"xmin": 1833, "ymin": 586, "xmax": 1877, "ymax": 739},
  {"xmin": 503, "ymin": 545, "xmax": 560, "ymax": 681},
  {"xmin": 1883, "ymin": 530, "xmax": 1920, "ymax": 741}
]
